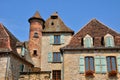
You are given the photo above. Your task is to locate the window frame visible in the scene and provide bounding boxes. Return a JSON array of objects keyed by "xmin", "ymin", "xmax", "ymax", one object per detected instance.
[
  {"xmin": 54, "ymin": 35, "xmax": 61, "ymax": 45},
  {"xmin": 52, "ymin": 70, "xmax": 61, "ymax": 80},
  {"xmin": 85, "ymin": 56, "xmax": 95, "ymax": 72},
  {"xmin": 84, "ymin": 34, "xmax": 93, "ymax": 48},
  {"xmin": 53, "ymin": 52, "xmax": 61, "ymax": 63},
  {"xmin": 107, "ymin": 56, "xmax": 117, "ymax": 72},
  {"xmin": 104, "ymin": 34, "xmax": 114, "ymax": 47}
]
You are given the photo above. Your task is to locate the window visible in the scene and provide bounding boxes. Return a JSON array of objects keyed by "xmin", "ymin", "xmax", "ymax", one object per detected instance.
[
  {"xmin": 51, "ymin": 22, "xmax": 54, "ymax": 25},
  {"xmin": 33, "ymin": 50, "xmax": 37, "ymax": 57},
  {"xmin": 50, "ymin": 35, "xmax": 64, "ymax": 44},
  {"xmin": 107, "ymin": 56, "xmax": 117, "ymax": 72},
  {"xmin": 33, "ymin": 32, "xmax": 39, "ymax": 38},
  {"xmin": 54, "ymin": 35, "xmax": 60, "ymax": 44},
  {"xmin": 53, "ymin": 52, "xmax": 61, "ymax": 62},
  {"xmin": 105, "ymin": 34, "xmax": 114, "ymax": 47},
  {"xmin": 85, "ymin": 57, "xmax": 94, "ymax": 72},
  {"xmin": 101, "ymin": 37, "xmax": 104, "ymax": 46},
  {"xmin": 53, "ymin": 70, "xmax": 61, "ymax": 80},
  {"xmin": 107, "ymin": 56, "xmax": 117, "ymax": 77},
  {"xmin": 85, "ymin": 57, "xmax": 94, "ymax": 76},
  {"xmin": 84, "ymin": 35, "xmax": 93, "ymax": 48}
]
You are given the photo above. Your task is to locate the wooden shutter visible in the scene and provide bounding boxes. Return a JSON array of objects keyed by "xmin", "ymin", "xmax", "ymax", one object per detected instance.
[
  {"xmin": 117, "ymin": 56, "xmax": 120, "ymax": 73},
  {"xmin": 20, "ymin": 64, "xmax": 24, "ymax": 72},
  {"xmin": 61, "ymin": 54, "xmax": 63, "ymax": 62},
  {"xmin": 110, "ymin": 37, "xmax": 114, "ymax": 47},
  {"xmin": 106, "ymin": 37, "xmax": 114, "ymax": 47},
  {"xmin": 84, "ymin": 37, "xmax": 92, "ymax": 48},
  {"xmin": 50, "ymin": 35, "xmax": 54, "ymax": 44},
  {"xmin": 21, "ymin": 47, "xmax": 25, "ymax": 56},
  {"xmin": 48, "ymin": 52, "xmax": 52, "ymax": 62},
  {"xmin": 79, "ymin": 56, "xmax": 85, "ymax": 73},
  {"xmin": 101, "ymin": 56, "xmax": 107, "ymax": 73},
  {"xmin": 95, "ymin": 56, "xmax": 101, "ymax": 73},
  {"xmin": 106, "ymin": 37, "xmax": 110, "ymax": 47},
  {"xmin": 61, "ymin": 35, "xmax": 64, "ymax": 44}
]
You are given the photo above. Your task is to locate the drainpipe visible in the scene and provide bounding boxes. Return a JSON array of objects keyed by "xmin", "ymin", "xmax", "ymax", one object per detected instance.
[
  {"xmin": 62, "ymin": 52, "xmax": 64, "ymax": 80},
  {"xmin": 5, "ymin": 53, "xmax": 10, "ymax": 80}
]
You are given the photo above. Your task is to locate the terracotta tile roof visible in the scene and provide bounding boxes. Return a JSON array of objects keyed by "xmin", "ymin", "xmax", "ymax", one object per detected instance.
[
  {"xmin": 43, "ymin": 12, "xmax": 74, "ymax": 34},
  {"xmin": 0, "ymin": 23, "xmax": 34, "ymax": 65},
  {"xmin": 62, "ymin": 19, "xmax": 120, "ymax": 49},
  {"xmin": 0, "ymin": 23, "xmax": 19, "ymax": 51}
]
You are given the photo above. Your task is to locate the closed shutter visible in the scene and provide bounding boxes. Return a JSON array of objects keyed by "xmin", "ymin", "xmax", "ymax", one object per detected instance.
[
  {"xmin": 21, "ymin": 47, "xmax": 25, "ymax": 56},
  {"xmin": 95, "ymin": 56, "xmax": 101, "ymax": 73},
  {"xmin": 61, "ymin": 35, "xmax": 64, "ymax": 44},
  {"xmin": 50, "ymin": 35, "xmax": 54, "ymax": 44},
  {"xmin": 20, "ymin": 64, "xmax": 24, "ymax": 72},
  {"xmin": 110, "ymin": 37, "xmax": 114, "ymax": 47},
  {"xmin": 61, "ymin": 54, "xmax": 63, "ymax": 62},
  {"xmin": 117, "ymin": 56, "xmax": 120, "ymax": 73},
  {"xmin": 79, "ymin": 56, "xmax": 85, "ymax": 73},
  {"xmin": 106, "ymin": 37, "xmax": 110, "ymax": 47},
  {"xmin": 101, "ymin": 56, "xmax": 107, "ymax": 73},
  {"xmin": 48, "ymin": 52, "xmax": 53, "ymax": 62},
  {"xmin": 84, "ymin": 38, "xmax": 92, "ymax": 48}
]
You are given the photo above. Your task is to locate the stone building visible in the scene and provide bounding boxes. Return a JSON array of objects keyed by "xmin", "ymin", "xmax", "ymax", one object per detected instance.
[
  {"xmin": 0, "ymin": 11, "xmax": 120, "ymax": 80},
  {"xmin": 61, "ymin": 19, "xmax": 120, "ymax": 80},
  {"xmin": 0, "ymin": 24, "xmax": 33, "ymax": 80},
  {"xmin": 20, "ymin": 11, "xmax": 74, "ymax": 80}
]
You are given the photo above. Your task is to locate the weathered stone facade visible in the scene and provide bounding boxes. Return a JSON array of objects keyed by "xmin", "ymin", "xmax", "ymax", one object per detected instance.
[
  {"xmin": 19, "ymin": 72, "xmax": 50, "ymax": 80},
  {"xmin": 63, "ymin": 50, "xmax": 120, "ymax": 80},
  {"xmin": 41, "ymin": 33, "xmax": 72, "ymax": 79},
  {"xmin": 1, "ymin": 11, "xmax": 120, "ymax": 80},
  {"xmin": 61, "ymin": 19, "xmax": 120, "ymax": 80}
]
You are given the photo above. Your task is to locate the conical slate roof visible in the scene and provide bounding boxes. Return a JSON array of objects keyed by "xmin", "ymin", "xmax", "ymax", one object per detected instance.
[
  {"xmin": 32, "ymin": 11, "xmax": 42, "ymax": 18},
  {"xmin": 28, "ymin": 11, "xmax": 44, "ymax": 23}
]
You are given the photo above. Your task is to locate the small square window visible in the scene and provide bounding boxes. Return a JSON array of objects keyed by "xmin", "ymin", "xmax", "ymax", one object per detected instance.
[
  {"xmin": 33, "ymin": 50, "xmax": 37, "ymax": 57},
  {"xmin": 52, "ymin": 70, "xmax": 61, "ymax": 80},
  {"xmin": 33, "ymin": 32, "xmax": 39, "ymax": 38}
]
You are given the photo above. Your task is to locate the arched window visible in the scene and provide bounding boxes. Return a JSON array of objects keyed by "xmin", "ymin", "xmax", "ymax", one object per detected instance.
[
  {"xmin": 84, "ymin": 34, "xmax": 93, "ymax": 48},
  {"xmin": 104, "ymin": 34, "xmax": 114, "ymax": 47}
]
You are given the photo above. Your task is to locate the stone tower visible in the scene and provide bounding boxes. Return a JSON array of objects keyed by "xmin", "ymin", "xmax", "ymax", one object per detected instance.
[{"xmin": 28, "ymin": 11, "xmax": 44, "ymax": 67}]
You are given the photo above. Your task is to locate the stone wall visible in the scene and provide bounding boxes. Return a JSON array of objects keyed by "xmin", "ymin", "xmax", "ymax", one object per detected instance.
[
  {"xmin": 63, "ymin": 50, "xmax": 120, "ymax": 80},
  {"xmin": 41, "ymin": 33, "xmax": 72, "ymax": 80},
  {"xmin": 19, "ymin": 72, "xmax": 50, "ymax": 80},
  {"xmin": 0, "ymin": 54, "xmax": 8, "ymax": 80},
  {"xmin": 5, "ymin": 53, "xmax": 32, "ymax": 80}
]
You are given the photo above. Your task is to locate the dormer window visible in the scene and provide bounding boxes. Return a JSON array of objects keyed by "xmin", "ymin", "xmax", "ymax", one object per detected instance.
[
  {"xmin": 51, "ymin": 16, "xmax": 58, "ymax": 19},
  {"xmin": 33, "ymin": 32, "xmax": 39, "ymax": 38},
  {"xmin": 104, "ymin": 34, "xmax": 114, "ymax": 47},
  {"xmin": 84, "ymin": 34, "xmax": 93, "ymax": 48}
]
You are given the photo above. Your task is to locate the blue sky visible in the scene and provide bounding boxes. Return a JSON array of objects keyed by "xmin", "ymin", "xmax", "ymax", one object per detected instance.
[{"xmin": 0, "ymin": 0, "xmax": 120, "ymax": 41}]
